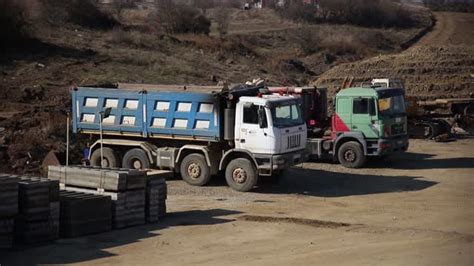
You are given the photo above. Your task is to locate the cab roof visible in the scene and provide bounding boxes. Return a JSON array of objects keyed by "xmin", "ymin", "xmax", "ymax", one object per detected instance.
[
  {"xmin": 240, "ymin": 95, "xmax": 300, "ymax": 106},
  {"xmin": 336, "ymin": 87, "xmax": 404, "ymax": 98}
]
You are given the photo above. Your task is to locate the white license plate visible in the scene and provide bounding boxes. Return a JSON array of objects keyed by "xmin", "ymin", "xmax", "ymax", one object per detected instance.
[
  {"xmin": 397, "ymin": 140, "xmax": 404, "ymax": 145},
  {"xmin": 395, "ymin": 117, "xmax": 402, "ymax": 123}
]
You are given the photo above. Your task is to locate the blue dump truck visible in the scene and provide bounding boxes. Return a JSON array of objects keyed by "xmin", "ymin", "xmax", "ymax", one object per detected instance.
[{"xmin": 72, "ymin": 84, "xmax": 307, "ymax": 192}]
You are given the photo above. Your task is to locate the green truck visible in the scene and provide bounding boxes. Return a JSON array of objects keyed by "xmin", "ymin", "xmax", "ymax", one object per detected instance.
[{"xmin": 268, "ymin": 86, "xmax": 409, "ymax": 168}]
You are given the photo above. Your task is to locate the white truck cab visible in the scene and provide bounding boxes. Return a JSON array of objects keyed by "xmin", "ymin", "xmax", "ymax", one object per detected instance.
[
  {"xmin": 371, "ymin": 78, "xmax": 405, "ymax": 89},
  {"xmin": 232, "ymin": 95, "xmax": 307, "ymax": 176}
]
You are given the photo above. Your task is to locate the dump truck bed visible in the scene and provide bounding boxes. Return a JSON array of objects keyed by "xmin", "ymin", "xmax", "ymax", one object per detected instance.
[{"xmin": 72, "ymin": 87, "xmax": 222, "ymax": 141}]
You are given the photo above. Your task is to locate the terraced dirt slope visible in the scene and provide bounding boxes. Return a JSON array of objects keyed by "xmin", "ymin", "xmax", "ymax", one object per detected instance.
[{"xmin": 315, "ymin": 12, "xmax": 474, "ymax": 99}]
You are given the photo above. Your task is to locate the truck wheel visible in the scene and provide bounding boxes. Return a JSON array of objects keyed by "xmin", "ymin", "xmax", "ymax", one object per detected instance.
[
  {"xmin": 90, "ymin": 147, "xmax": 119, "ymax": 168},
  {"xmin": 423, "ymin": 122, "xmax": 441, "ymax": 139},
  {"xmin": 225, "ymin": 158, "xmax": 258, "ymax": 192},
  {"xmin": 337, "ymin": 141, "xmax": 366, "ymax": 168},
  {"xmin": 180, "ymin": 154, "xmax": 211, "ymax": 186},
  {"xmin": 122, "ymin": 148, "xmax": 150, "ymax": 170}
]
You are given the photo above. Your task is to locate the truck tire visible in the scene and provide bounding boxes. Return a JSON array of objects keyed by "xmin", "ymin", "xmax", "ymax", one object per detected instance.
[
  {"xmin": 225, "ymin": 158, "xmax": 258, "ymax": 192},
  {"xmin": 423, "ymin": 122, "xmax": 441, "ymax": 139},
  {"xmin": 337, "ymin": 141, "xmax": 366, "ymax": 168},
  {"xmin": 122, "ymin": 148, "xmax": 150, "ymax": 170},
  {"xmin": 180, "ymin": 153, "xmax": 211, "ymax": 186},
  {"xmin": 90, "ymin": 147, "xmax": 119, "ymax": 168}
]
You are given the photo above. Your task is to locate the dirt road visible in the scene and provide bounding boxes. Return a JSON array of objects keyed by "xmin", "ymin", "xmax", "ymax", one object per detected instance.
[
  {"xmin": 315, "ymin": 12, "xmax": 474, "ymax": 99},
  {"xmin": 1, "ymin": 139, "xmax": 473, "ymax": 265},
  {"xmin": 416, "ymin": 12, "xmax": 474, "ymax": 46}
]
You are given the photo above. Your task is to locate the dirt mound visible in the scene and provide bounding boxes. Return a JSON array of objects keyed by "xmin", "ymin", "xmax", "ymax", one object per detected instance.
[{"xmin": 315, "ymin": 12, "xmax": 474, "ymax": 99}]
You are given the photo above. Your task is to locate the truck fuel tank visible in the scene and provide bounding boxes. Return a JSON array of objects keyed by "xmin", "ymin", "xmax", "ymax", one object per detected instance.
[{"xmin": 156, "ymin": 147, "xmax": 179, "ymax": 170}]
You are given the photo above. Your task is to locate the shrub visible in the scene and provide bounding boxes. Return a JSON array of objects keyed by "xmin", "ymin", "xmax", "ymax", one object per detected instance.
[
  {"xmin": 320, "ymin": 0, "xmax": 416, "ymax": 28},
  {"xmin": 154, "ymin": 0, "xmax": 211, "ymax": 35},
  {"xmin": 0, "ymin": 0, "xmax": 28, "ymax": 46},
  {"xmin": 112, "ymin": 0, "xmax": 137, "ymax": 20},
  {"xmin": 66, "ymin": 0, "xmax": 117, "ymax": 29},
  {"xmin": 276, "ymin": 0, "xmax": 319, "ymax": 23},
  {"xmin": 273, "ymin": 0, "xmax": 417, "ymax": 28},
  {"xmin": 41, "ymin": 0, "xmax": 117, "ymax": 29}
]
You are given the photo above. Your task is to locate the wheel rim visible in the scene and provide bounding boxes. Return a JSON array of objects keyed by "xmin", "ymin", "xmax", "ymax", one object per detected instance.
[
  {"xmin": 343, "ymin": 149, "xmax": 356, "ymax": 163},
  {"xmin": 424, "ymin": 126, "xmax": 432, "ymax": 137},
  {"xmin": 101, "ymin": 158, "xmax": 109, "ymax": 168},
  {"xmin": 132, "ymin": 159, "xmax": 142, "ymax": 169},
  {"xmin": 187, "ymin": 163, "xmax": 201, "ymax": 179},
  {"xmin": 232, "ymin": 168, "xmax": 247, "ymax": 184}
]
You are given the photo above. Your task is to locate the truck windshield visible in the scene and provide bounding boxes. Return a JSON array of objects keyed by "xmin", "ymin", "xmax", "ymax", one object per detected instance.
[
  {"xmin": 271, "ymin": 104, "xmax": 304, "ymax": 128},
  {"xmin": 378, "ymin": 95, "xmax": 406, "ymax": 116}
]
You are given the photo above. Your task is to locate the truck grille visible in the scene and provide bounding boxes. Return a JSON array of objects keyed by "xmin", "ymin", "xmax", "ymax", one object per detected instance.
[
  {"xmin": 287, "ymin": 134, "xmax": 301, "ymax": 149},
  {"xmin": 391, "ymin": 124, "xmax": 405, "ymax": 135}
]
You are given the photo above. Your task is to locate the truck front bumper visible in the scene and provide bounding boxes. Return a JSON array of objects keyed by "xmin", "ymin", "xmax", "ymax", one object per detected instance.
[
  {"xmin": 377, "ymin": 135, "xmax": 409, "ymax": 155},
  {"xmin": 255, "ymin": 149, "xmax": 307, "ymax": 176}
]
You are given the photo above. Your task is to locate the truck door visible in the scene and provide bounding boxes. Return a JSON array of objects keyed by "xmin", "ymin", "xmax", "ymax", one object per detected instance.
[
  {"xmin": 235, "ymin": 103, "xmax": 270, "ymax": 154},
  {"xmin": 351, "ymin": 97, "xmax": 378, "ymax": 139},
  {"xmin": 335, "ymin": 97, "xmax": 352, "ymax": 132}
]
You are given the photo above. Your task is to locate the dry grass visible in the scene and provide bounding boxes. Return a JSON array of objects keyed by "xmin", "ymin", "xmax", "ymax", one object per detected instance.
[
  {"xmin": 108, "ymin": 28, "xmax": 162, "ymax": 50},
  {"xmin": 174, "ymin": 34, "xmax": 258, "ymax": 57}
]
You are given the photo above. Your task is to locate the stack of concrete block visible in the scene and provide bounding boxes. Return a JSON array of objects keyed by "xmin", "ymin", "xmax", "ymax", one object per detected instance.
[
  {"xmin": 59, "ymin": 191, "xmax": 112, "ymax": 237},
  {"xmin": 49, "ymin": 166, "xmax": 148, "ymax": 229},
  {"xmin": 48, "ymin": 165, "xmax": 146, "ymax": 191},
  {"xmin": 0, "ymin": 175, "xmax": 19, "ymax": 248},
  {"xmin": 63, "ymin": 186, "xmax": 146, "ymax": 229},
  {"xmin": 15, "ymin": 177, "xmax": 60, "ymax": 244},
  {"xmin": 145, "ymin": 171, "xmax": 170, "ymax": 222}
]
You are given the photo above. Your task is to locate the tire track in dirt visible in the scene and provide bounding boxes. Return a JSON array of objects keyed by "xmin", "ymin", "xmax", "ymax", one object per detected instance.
[{"xmin": 238, "ymin": 215, "xmax": 474, "ymax": 242}]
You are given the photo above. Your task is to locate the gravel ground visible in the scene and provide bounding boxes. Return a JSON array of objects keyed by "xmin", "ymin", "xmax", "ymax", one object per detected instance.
[{"xmin": 2, "ymin": 138, "xmax": 473, "ymax": 265}]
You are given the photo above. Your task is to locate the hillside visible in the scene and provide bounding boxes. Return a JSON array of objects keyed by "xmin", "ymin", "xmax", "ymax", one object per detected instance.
[{"xmin": 315, "ymin": 12, "xmax": 474, "ymax": 99}]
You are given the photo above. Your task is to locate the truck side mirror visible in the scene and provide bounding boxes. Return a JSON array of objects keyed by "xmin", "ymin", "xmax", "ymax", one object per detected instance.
[{"xmin": 258, "ymin": 107, "xmax": 267, "ymax": 128}]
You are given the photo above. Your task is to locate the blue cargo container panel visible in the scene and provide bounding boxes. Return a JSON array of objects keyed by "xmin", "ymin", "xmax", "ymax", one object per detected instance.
[{"xmin": 72, "ymin": 87, "xmax": 221, "ymax": 141}]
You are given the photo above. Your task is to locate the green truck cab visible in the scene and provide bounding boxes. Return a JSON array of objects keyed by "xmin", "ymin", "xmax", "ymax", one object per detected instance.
[{"xmin": 331, "ymin": 87, "xmax": 409, "ymax": 167}]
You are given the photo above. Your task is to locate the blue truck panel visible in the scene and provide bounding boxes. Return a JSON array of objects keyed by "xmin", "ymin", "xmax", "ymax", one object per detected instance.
[{"xmin": 72, "ymin": 87, "xmax": 221, "ymax": 141}]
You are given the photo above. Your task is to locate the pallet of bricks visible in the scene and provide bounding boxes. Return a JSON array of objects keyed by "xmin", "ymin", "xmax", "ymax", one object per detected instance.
[
  {"xmin": 0, "ymin": 174, "xmax": 60, "ymax": 247},
  {"xmin": 16, "ymin": 177, "xmax": 60, "ymax": 244},
  {"xmin": 0, "ymin": 174, "xmax": 19, "ymax": 248},
  {"xmin": 48, "ymin": 166, "xmax": 169, "ymax": 231}
]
